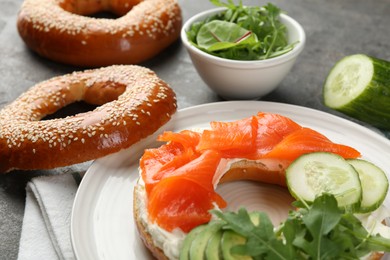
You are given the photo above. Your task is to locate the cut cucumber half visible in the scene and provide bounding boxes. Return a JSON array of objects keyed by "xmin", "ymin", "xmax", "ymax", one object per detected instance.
[
  {"xmin": 286, "ymin": 152, "xmax": 362, "ymax": 210},
  {"xmin": 323, "ymin": 54, "xmax": 390, "ymax": 130},
  {"xmin": 348, "ymin": 159, "xmax": 389, "ymax": 213}
]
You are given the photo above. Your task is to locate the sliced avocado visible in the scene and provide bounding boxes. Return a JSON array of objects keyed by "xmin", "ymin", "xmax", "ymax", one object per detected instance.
[
  {"xmin": 180, "ymin": 211, "xmax": 260, "ymax": 260},
  {"xmin": 205, "ymin": 229, "xmax": 223, "ymax": 260},
  {"xmin": 221, "ymin": 230, "xmax": 251, "ymax": 260},
  {"xmin": 189, "ymin": 221, "xmax": 224, "ymax": 260},
  {"xmin": 249, "ymin": 211, "xmax": 261, "ymax": 226},
  {"xmin": 179, "ymin": 224, "xmax": 206, "ymax": 260}
]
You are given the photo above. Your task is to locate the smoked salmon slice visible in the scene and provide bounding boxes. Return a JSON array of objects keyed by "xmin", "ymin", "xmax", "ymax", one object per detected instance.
[
  {"xmin": 141, "ymin": 143, "xmax": 199, "ymax": 194},
  {"xmin": 195, "ymin": 113, "xmax": 302, "ymax": 159},
  {"xmin": 141, "ymin": 130, "xmax": 202, "ymax": 193},
  {"xmin": 157, "ymin": 130, "xmax": 201, "ymax": 149},
  {"xmin": 263, "ymin": 127, "xmax": 361, "ymax": 160},
  {"xmin": 147, "ymin": 150, "xmax": 226, "ymax": 232},
  {"xmin": 196, "ymin": 116, "xmax": 258, "ymax": 158},
  {"xmin": 253, "ymin": 112, "xmax": 302, "ymax": 156},
  {"xmin": 148, "ymin": 177, "xmax": 226, "ymax": 232}
]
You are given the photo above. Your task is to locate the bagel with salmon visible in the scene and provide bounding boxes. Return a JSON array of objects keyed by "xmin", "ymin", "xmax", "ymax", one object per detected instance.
[{"xmin": 133, "ymin": 112, "xmax": 390, "ymax": 259}]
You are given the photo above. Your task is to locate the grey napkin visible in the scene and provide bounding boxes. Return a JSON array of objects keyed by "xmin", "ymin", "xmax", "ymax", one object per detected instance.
[{"xmin": 18, "ymin": 172, "xmax": 82, "ymax": 260}]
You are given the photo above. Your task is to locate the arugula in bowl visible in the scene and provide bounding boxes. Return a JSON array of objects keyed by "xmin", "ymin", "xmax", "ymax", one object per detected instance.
[{"xmin": 186, "ymin": 0, "xmax": 297, "ymax": 61}]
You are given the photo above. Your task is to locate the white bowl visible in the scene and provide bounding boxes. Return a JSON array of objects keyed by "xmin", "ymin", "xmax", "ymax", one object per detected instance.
[{"xmin": 181, "ymin": 7, "xmax": 306, "ymax": 100}]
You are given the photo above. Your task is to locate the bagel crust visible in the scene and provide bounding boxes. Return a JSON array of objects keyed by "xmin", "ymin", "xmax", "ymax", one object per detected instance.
[
  {"xmin": 0, "ymin": 65, "xmax": 176, "ymax": 173},
  {"xmin": 134, "ymin": 184, "xmax": 168, "ymax": 260},
  {"xmin": 17, "ymin": 0, "xmax": 182, "ymax": 67}
]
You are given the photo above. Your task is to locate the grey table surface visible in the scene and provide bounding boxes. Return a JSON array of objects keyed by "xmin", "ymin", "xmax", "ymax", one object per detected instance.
[{"xmin": 1, "ymin": 0, "xmax": 390, "ymax": 259}]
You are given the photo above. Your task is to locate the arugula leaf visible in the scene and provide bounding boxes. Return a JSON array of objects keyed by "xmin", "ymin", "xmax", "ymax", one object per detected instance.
[
  {"xmin": 212, "ymin": 209, "xmax": 291, "ymax": 259},
  {"xmin": 301, "ymin": 194, "xmax": 342, "ymax": 258},
  {"xmin": 207, "ymin": 194, "xmax": 390, "ymax": 259},
  {"xmin": 340, "ymin": 213, "xmax": 390, "ymax": 256},
  {"xmin": 187, "ymin": 0, "xmax": 295, "ymax": 60},
  {"xmin": 291, "ymin": 194, "xmax": 345, "ymax": 258},
  {"xmin": 303, "ymin": 194, "xmax": 342, "ymax": 236},
  {"xmin": 210, "ymin": 0, "xmax": 237, "ymax": 9}
]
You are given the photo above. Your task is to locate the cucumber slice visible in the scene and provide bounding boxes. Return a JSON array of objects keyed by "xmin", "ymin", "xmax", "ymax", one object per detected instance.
[
  {"xmin": 286, "ymin": 152, "xmax": 362, "ymax": 210},
  {"xmin": 323, "ymin": 54, "xmax": 390, "ymax": 130},
  {"xmin": 348, "ymin": 159, "xmax": 389, "ymax": 213}
]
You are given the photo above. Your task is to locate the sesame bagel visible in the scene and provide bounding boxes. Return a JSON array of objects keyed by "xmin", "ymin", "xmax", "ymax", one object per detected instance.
[
  {"xmin": 0, "ymin": 65, "xmax": 176, "ymax": 173},
  {"xmin": 16, "ymin": 0, "xmax": 182, "ymax": 67}
]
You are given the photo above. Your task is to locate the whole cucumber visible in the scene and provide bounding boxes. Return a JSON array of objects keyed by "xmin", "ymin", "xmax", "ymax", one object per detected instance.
[{"xmin": 323, "ymin": 54, "xmax": 390, "ymax": 130}]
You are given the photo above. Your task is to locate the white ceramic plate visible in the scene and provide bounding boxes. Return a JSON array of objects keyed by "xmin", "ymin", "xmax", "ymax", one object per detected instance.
[{"xmin": 71, "ymin": 101, "xmax": 390, "ymax": 260}]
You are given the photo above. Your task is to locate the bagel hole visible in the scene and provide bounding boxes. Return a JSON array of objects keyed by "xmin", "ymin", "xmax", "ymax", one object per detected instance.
[
  {"xmin": 42, "ymin": 101, "xmax": 98, "ymax": 121},
  {"xmin": 88, "ymin": 11, "xmax": 119, "ymax": 19},
  {"xmin": 59, "ymin": 1, "xmax": 136, "ymax": 18},
  {"xmin": 216, "ymin": 180, "xmax": 294, "ymax": 226}
]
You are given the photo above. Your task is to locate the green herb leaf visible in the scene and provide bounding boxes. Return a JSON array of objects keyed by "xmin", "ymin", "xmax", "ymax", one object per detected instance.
[
  {"xmin": 292, "ymin": 194, "xmax": 344, "ymax": 258},
  {"xmin": 196, "ymin": 20, "xmax": 258, "ymax": 52},
  {"xmin": 206, "ymin": 194, "xmax": 390, "ymax": 259},
  {"xmin": 213, "ymin": 209, "xmax": 292, "ymax": 259},
  {"xmin": 303, "ymin": 194, "xmax": 342, "ymax": 236},
  {"xmin": 186, "ymin": 1, "xmax": 295, "ymax": 60}
]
